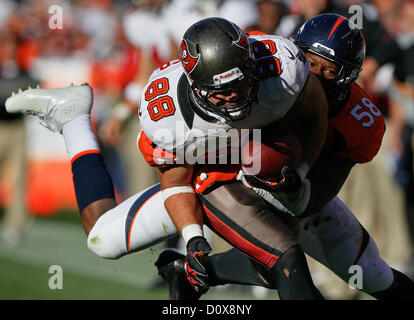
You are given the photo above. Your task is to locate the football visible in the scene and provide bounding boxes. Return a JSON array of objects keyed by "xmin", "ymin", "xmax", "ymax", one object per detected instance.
[{"xmin": 241, "ymin": 123, "xmax": 302, "ymax": 182}]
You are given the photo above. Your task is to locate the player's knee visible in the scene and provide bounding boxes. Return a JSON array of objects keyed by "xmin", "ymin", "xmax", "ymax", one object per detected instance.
[
  {"xmin": 352, "ymin": 239, "xmax": 394, "ymax": 293},
  {"xmin": 271, "ymin": 245, "xmax": 323, "ymax": 299},
  {"xmin": 86, "ymin": 221, "xmax": 125, "ymax": 259},
  {"xmin": 87, "ymin": 232, "xmax": 119, "ymax": 259}
]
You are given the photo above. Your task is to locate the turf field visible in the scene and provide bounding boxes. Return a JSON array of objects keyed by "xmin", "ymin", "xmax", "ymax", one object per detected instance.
[{"xmin": 0, "ymin": 211, "xmax": 273, "ymax": 300}]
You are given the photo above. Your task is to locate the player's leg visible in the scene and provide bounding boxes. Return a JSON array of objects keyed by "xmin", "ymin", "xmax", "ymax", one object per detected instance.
[
  {"xmin": 195, "ymin": 195, "xmax": 414, "ymax": 299},
  {"xmin": 87, "ymin": 183, "xmax": 178, "ymax": 258},
  {"xmin": 298, "ymin": 197, "xmax": 414, "ymax": 298},
  {"xmin": 5, "ymin": 85, "xmax": 179, "ymax": 258},
  {"xmin": 4, "ymin": 85, "xmax": 179, "ymax": 258},
  {"xmin": 158, "ymin": 181, "xmax": 323, "ymax": 300},
  {"xmin": 5, "ymin": 84, "xmax": 117, "ymax": 235},
  {"xmin": 157, "ymin": 193, "xmax": 413, "ymax": 299}
]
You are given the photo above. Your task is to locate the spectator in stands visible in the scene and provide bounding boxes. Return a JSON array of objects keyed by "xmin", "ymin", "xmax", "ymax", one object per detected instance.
[
  {"xmin": 245, "ymin": 0, "xmax": 288, "ymax": 34},
  {"xmin": 389, "ymin": 0, "xmax": 414, "ymax": 278},
  {"xmin": 0, "ymin": 30, "xmax": 37, "ymax": 247}
]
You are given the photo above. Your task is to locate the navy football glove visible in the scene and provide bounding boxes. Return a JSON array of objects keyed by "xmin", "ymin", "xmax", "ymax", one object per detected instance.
[{"xmin": 185, "ymin": 236, "xmax": 212, "ymax": 294}]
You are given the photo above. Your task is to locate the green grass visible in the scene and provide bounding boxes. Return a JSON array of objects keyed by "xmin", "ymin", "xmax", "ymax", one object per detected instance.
[
  {"xmin": 0, "ymin": 214, "xmax": 270, "ymax": 300},
  {"xmin": 0, "ymin": 215, "xmax": 165, "ymax": 299},
  {"xmin": 0, "ymin": 257, "xmax": 168, "ymax": 300}
]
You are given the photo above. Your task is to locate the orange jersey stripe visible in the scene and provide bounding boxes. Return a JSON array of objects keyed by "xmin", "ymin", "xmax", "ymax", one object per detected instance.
[
  {"xmin": 71, "ymin": 149, "xmax": 101, "ymax": 164},
  {"xmin": 246, "ymin": 30, "xmax": 268, "ymax": 37},
  {"xmin": 138, "ymin": 131, "xmax": 177, "ymax": 167}
]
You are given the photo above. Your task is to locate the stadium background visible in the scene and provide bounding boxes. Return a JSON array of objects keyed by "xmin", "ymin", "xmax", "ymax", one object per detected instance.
[{"xmin": 0, "ymin": 0, "xmax": 413, "ymax": 300}]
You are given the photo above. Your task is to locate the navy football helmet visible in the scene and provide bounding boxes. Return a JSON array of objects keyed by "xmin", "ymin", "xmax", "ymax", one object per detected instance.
[{"xmin": 294, "ymin": 13, "xmax": 366, "ymax": 102}]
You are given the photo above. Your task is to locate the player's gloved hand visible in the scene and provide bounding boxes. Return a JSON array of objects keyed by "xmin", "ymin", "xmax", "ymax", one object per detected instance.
[
  {"xmin": 236, "ymin": 169, "xmax": 311, "ymax": 217},
  {"xmin": 194, "ymin": 165, "xmax": 239, "ymax": 194},
  {"xmin": 240, "ymin": 172, "xmax": 278, "ymax": 192},
  {"xmin": 185, "ymin": 236, "xmax": 212, "ymax": 294}
]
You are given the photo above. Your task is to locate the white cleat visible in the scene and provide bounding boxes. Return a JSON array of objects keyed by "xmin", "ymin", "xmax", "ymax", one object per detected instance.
[{"xmin": 5, "ymin": 83, "xmax": 93, "ymax": 133}]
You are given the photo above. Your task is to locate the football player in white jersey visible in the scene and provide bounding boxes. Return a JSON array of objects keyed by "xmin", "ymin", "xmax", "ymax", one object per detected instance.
[
  {"xmin": 6, "ymin": 15, "xmax": 410, "ymax": 298},
  {"xmin": 138, "ymin": 17, "xmax": 329, "ymax": 299},
  {"xmin": 5, "ymin": 17, "xmax": 329, "ymax": 300},
  {"xmin": 6, "ymin": 18, "xmax": 328, "ymax": 299}
]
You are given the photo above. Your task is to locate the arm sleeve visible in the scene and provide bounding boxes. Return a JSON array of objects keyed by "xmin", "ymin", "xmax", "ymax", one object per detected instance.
[{"xmin": 137, "ymin": 130, "xmax": 177, "ymax": 167}]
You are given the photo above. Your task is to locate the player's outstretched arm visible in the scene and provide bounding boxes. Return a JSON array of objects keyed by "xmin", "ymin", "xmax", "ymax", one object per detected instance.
[
  {"xmin": 289, "ymin": 72, "xmax": 329, "ymax": 171},
  {"xmin": 158, "ymin": 165, "xmax": 203, "ymax": 233},
  {"xmin": 158, "ymin": 164, "xmax": 212, "ymax": 293},
  {"xmin": 270, "ymin": 73, "xmax": 329, "ymax": 194},
  {"xmin": 304, "ymin": 151, "xmax": 356, "ymax": 215}
]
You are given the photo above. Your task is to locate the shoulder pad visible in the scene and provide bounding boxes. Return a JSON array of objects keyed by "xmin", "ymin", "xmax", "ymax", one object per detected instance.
[
  {"xmin": 234, "ymin": 35, "xmax": 309, "ymax": 128},
  {"xmin": 139, "ymin": 61, "xmax": 190, "ymax": 151},
  {"xmin": 329, "ymin": 83, "xmax": 385, "ymax": 163}
]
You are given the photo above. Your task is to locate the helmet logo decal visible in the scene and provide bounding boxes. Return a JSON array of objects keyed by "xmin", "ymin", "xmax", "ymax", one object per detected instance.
[
  {"xmin": 213, "ymin": 67, "xmax": 244, "ymax": 85},
  {"xmin": 312, "ymin": 42, "xmax": 335, "ymax": 56},
  {"xmin": 180, "ymin": 39, "xmax": 199, "ymax": 74},
  {"xmin": 232, "ymin": 25, "xmax": 249, "ymax": 50}
]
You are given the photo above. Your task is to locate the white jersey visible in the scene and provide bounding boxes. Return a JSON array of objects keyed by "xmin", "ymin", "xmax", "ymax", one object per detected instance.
[{"xmin": 138, "ymin": 34, "xmax": 309, "ymax": 166}]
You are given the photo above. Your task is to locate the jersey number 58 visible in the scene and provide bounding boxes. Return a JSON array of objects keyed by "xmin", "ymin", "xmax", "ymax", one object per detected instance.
[{"xmin": 350, "ymin": 97, "xmax": 381, "ymax": 128}]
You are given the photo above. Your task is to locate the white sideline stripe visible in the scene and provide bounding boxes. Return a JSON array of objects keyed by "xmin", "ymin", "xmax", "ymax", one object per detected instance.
[{"xmin": 0, "ymin": 219, "xmax": 160, "ymax": 288}]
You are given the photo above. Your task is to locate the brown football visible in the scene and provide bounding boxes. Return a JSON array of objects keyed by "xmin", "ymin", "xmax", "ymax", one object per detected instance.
[{"xmin": 241, "ymin": 125, "xmax": 302, "ymax": 182}]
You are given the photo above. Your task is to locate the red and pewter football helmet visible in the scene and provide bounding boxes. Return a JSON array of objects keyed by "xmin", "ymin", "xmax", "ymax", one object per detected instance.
[{"xmin": 179, "ymin": 17, "xmax": 258, "ymax": 123}]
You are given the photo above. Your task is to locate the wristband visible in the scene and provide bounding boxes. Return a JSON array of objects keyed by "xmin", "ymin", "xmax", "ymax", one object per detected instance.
[
  {"xmin": 162, "ymin": 186, "xmax": 195, "ymax": 202},
  {"xmin": 181, "ymin": 224, "xmax": 204, "ymax": 245}
]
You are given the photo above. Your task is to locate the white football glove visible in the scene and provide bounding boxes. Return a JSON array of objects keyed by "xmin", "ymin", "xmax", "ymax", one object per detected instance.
[{"xmin": 236, "ymin": 170, "xmax": 311, "ymax": 216}]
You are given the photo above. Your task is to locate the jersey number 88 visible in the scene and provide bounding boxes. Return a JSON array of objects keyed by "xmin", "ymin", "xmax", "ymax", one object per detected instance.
[{"xmin": 145, "ymin": 77, "xmax": 176, "ymax": 122}]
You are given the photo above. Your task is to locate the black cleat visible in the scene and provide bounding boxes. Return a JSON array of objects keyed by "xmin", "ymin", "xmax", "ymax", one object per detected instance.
[{"xmin": 155, "ymin": 249, "xmax": 202, "ymax": 300}]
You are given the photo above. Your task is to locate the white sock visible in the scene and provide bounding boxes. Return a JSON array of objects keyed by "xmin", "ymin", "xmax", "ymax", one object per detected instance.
[{"xmin": 62, "ymin": 115, "xmax": 100, "ymax": 161}]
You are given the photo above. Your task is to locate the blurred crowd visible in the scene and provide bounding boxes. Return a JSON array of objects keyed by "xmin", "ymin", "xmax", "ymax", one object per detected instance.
[{"xmin": 0, "ymin": 0, "xmax": 413, "ymax": 299}]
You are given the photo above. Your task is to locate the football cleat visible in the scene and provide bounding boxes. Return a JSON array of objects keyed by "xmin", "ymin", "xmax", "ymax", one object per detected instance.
[
  {"xmin": 155, "ymin": 249, "xmax": 203, "ymax": 300},
  {"xmin": 5, "ymin": 83, "xmax": 93, "ymax": 133}
]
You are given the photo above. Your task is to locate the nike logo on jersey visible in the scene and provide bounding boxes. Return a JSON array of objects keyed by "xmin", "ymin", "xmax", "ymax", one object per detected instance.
[{"xmin": 283, "ymin": 46, "xmax": 295, "ymax": 60}]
